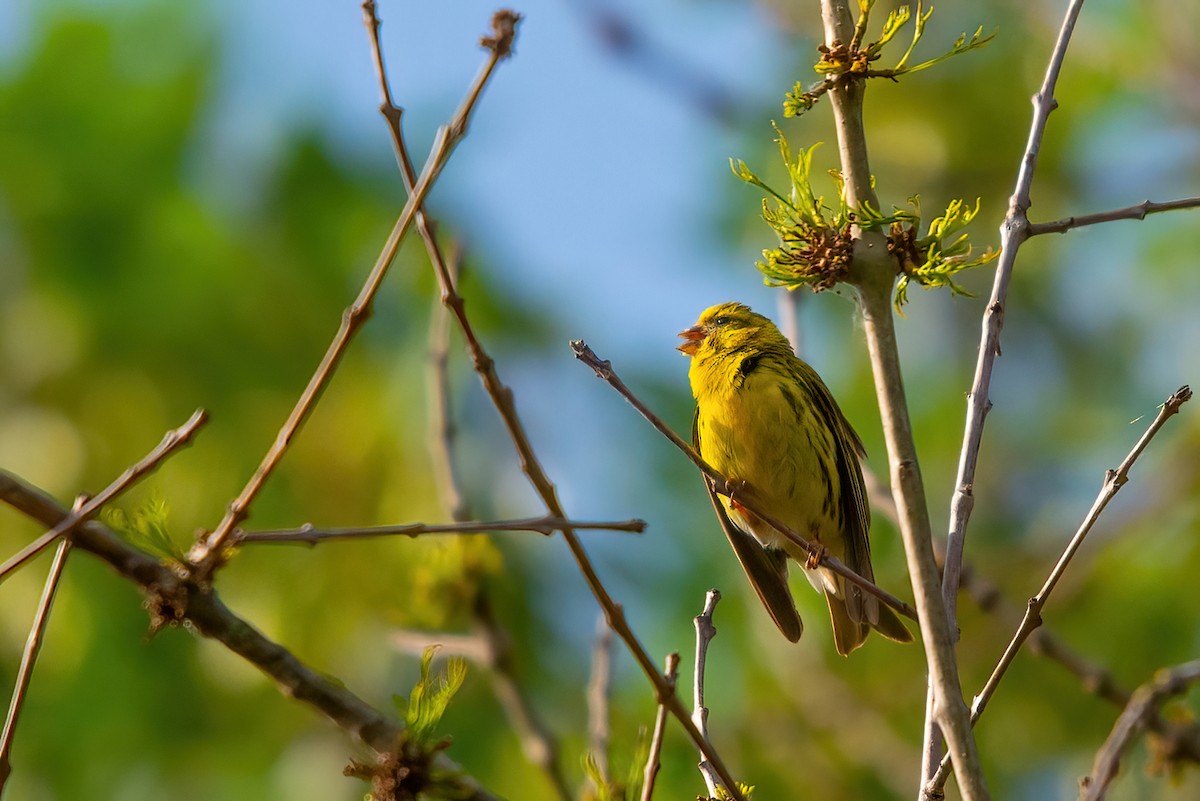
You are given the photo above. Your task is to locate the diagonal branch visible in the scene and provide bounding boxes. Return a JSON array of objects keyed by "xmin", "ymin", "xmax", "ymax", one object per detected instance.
[
  {"xmin": 641, "ymin": 651, "xmax": 680, "ymax": 801},
  {"xmin": 364, "ymin": 8, "xmax": 575, "ymax": 798},
  {"xmin": 1028, "ymin": 196, "xmax": 1200, "ymax": 236},
  {"xmin": 941, "ymin": 0, "xmax": 1086, "ymax": 642},
  {"xmin": 235, "ymin": 516, "xmax": 645, "ymax": 545},
  {"xmin": 0, "ymin": 470, "xmax": 501, "ymax": 801},
  {"xmin": 1079, "ymin": 660, "xmax": 1200, "ymax": 801},
  {"xmin": 927, "ymin": 385, "xmax": 1193, "ymax": 795},
  {"xmin": 0, "ymin": 409, "xmax": 207, "ymax": 584},
  {"xmin": 361, "ymin": 9, "xmax": 745, "ymax": 799},
  {"xmin": 0, "ymin": 532, "xmax": 73, "ymax": 790},
  {"xmin": 571, "ymin": 340, "xmax": 917, "ymax": 622},
  {"xmin": 190, "ymin": 10, "xmax": 520, "ymax": 579}
]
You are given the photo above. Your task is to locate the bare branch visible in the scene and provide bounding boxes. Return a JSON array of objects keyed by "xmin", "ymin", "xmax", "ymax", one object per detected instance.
[
  {"xmin": 236, "ymin": 516, "xmax": 645, "ymax": 545},
  {"xmin": 958, "ymin": 561, "xmax": 1200, "ymax": 767},
  {"xmin": 571, "ymin": 339, "xmax": 917, "ymax": 623},
  {"xmin": 587, "ymin": 614, "xmax": 614, "ymax": 789},
  {"xmin": 927, "ymin": 386, "xmax": 1193, "ymax": 795},
  {"xmin": 931, "ymin": 1, "xmax": 1088, "ymax": 789},
  {"xmin": 191, "ymin": 10, "xmax": 521, "ymax": 578},
  {"xmin": 641, "ymin": 651, "xmax": 681, "ymax": 801},
  {"xmin": 1080, "ymin": 660, "xmax": 1200, "ymax": 801},
  {"xmin": 692, "ymin": 590, "xmax": 725, "ymax": 799},
  {"xmin": 941, "ymin": 0, "xmax": 1085, "ymax": 641},
  {"xmin": 1028, "ymin": 196, "xmax": 1200, "ymax": 236},
  {"xmin": 0, "ymin": 409, "xmax": 207, "ymax": 584},
  {"xmin": 0, "ymin": 470, "xmax": 500, "ymax": 801},
  {"xmin": 0, "ymin": 526, "xmax": 73, "ymax": 790},
  {"xmin": 361, "ymin": 9, "xmax": 571, "ymax": 797}
]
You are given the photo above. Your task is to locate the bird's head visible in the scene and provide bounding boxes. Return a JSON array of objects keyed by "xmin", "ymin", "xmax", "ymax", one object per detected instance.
[{"xmin": 677, "ymin": 302, "xmax": 787, "ymax": 359}]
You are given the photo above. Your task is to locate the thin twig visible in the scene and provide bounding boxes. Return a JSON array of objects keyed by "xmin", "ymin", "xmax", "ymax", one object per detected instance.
[
  {"xmin": 571, "ymin": 340, "xmax": 917, "ymax": 622},
  {"xmin": 933, "ymin": 1, "xmax": 1088, "ymax": 789},
  {"xmin": 363, "ymin": 8, "xmax": 574, "ymax": 797},
  {"xmin": 366, "ymin": 4, "xmax": 743, "ymax": 793},
  {"xmin": 427, "ymin": 242, "xmax": 472, "ymax": 521},
  {"xmin": 1028, "ymin": 196, "xmax": 1200, "ymax": 236},
  {"xmin": 641, "ymin": 651, "xmax": 681, "ymax": 801},
  {"xmin": 0, "ymin": 521, "xmax": 74, "ymax": 790},
  {"xmin": 190, "ymin": 10, "xmax": 520, "ymax": 579},
  {"xmin": 236, "ymin": 516, "xmax": 645, "ymax": 545},
  {"xmin": 587, "ymin": 613, "xmax": 614, "ymax": 789},
  {"xmin": 958, "ymin": 561, "xmax": 1200, "ymax": 767},
  {"xmin": 0, "ymin": 470, "xmax": 501, "ymax": 801},
  {"xmin": 927, "ymin": 385, "xmax": 1193, "ymax": 795},
  {"xmin": 941, "ymin": 0, "xmax": 1085, "ymax": 647},
  {"xmin": 0, "ymin": 409, "xmax": 207, "ymax": 584},
  {"xmin": 692, "ymin": 590, "xmax": 725, "ymax": 799},
  {"xmin": 1079, "ymin": 660, "xmax": 1200, "ymax": 801}
]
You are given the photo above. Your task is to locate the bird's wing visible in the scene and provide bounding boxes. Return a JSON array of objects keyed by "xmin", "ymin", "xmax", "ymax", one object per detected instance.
[
  {"xmin": 694, "ymin": 411, "xmax": 803, "ymax": 642},
  {"xmin": 798, "ymin": 364, "xmax": 875, "ymax": 620}
]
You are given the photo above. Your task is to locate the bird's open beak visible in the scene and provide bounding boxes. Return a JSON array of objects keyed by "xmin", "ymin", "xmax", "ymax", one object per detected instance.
[{"xmin": 677, "ymin": 325, "xmax": 705, "ymax": 356}]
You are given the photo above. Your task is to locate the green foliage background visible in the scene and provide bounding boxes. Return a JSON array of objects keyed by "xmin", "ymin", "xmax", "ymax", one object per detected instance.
[{"xmin": 0, "ymin": 2, "xmax": 1198, "ymax": 800}]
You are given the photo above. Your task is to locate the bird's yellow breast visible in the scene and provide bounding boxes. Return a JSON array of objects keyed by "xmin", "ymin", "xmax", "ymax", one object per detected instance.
[{"xmin": 692, "ymin": 358, "xmax": 843, "ymax": 559}]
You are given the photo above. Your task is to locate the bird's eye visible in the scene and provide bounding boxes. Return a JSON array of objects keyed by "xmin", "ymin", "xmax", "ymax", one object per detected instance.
[{"xmin": 713, "ymin": 315, "xmax": 731, "ymax": 326}]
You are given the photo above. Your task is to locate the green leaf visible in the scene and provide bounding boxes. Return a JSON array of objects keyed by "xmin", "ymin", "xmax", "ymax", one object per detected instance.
[
  {"xmin": 102, "ymin": 496, "xmax": 184, "ymax": 561},
  {"xmin": 400, "ymin": 645, "xmax": 468, "ymax": 744}
]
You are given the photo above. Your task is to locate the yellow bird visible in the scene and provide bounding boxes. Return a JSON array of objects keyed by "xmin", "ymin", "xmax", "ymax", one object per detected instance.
[{"xmin": 678, "ymin": 302, "xmax": 911, "ymax": 655}]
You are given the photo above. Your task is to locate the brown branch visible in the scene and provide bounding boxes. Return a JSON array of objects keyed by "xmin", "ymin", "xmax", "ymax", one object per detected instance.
[
  {"xmin": 570, "ymin": 339, "xmax": 917, "ymax": 623},
  {"xmin": 235, "ymin": 516, "xmax": 645, "ymax": 545},
  {"xmin": 358, "ymin": 16, "xmax": 745, "ymax": 799},
  {"xmin": 0, "ymin": 409, "xmax": 207, "ymax": 584},
  {"xmin": 363, "ymin": 10, "xmax": 571, "ymax": 798},
  {"xmin": 927, "ymin": 385, "xmax": 1193, "ymax": 795},
  {"xmin": 1079, "ymin": 660, "xmax": 1200, "ymax": 801},
  {"xmin": 641, "ymin": 651, "xmax": 680, "ymax": 801},
  {"xmin": 0, "ymin": 530, "xmax": 73, "ymax": 790},
  {"xmin": 190, "ymin": 10, "xmax": 520, "ymax": 579},
  {"xmin": 1028, "ymin": 196, "xmax": 1200, "ymax": 236},
  {"xmin": 0, "ymin": 469, "xmax": 501, "ymax": 801}
]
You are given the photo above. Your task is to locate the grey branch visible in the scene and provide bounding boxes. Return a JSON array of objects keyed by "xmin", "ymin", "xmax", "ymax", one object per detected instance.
[
  {"xmin": 927, "ymin": 386, "xmax": 1193, "ymax": 795},
  {"xmin": 236, "ymin": 516, "xmax": 645, "ymax": 544},
  {"xmin": 1028, "ymin": 196, "xmax": 1200, "ymax": 236}
]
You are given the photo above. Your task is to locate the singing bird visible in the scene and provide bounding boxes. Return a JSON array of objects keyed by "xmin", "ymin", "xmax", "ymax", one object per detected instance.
[{"xmin": 678, "ymin": 302, "xmax": 911, "ymax": 655}]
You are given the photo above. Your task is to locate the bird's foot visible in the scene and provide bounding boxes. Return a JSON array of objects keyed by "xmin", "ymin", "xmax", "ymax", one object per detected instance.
[{"xmin": 805, "ymin": 539, "xmax": 827, "ymax": 570}]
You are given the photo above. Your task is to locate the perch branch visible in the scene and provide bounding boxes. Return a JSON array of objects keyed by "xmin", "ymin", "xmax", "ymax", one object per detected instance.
[{"xmin": 571, "ymin": 340, "xmax": 916, "ymax": 622}]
